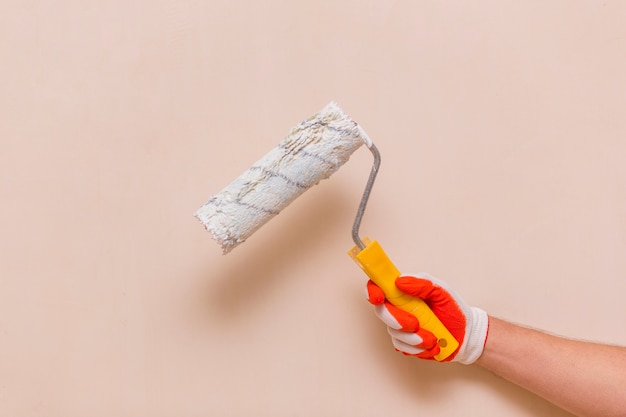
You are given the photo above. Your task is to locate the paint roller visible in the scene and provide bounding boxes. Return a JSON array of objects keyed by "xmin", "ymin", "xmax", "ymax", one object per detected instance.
[{"xmin": 195, "ymin": 102, "xmax": 459, "ymax": 361}]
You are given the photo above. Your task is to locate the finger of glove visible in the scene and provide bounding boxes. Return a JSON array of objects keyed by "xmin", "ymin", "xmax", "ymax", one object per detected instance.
[
  {"xmin": 388, "ymin": 327, "xmax": 439, "ymax": 350},
  {"xmin": 374, "ymin": 301, "xmax": 419, "ymax": 332},
  {"xmin": 392, "ymin": 336, "xmax": 442, "ymax": 360},
  {"xmin": 391, "ymin": 337, "xmax": 425, "ymax": 356},
  {"xmin": 366, "ymin": 280, "xmax": 385, "ymax": 305},
  {"xmin": 416, "ymin": 343, "xmax": 442, "ymax": 360},
  {"xmin": 388, "ymin": 328, "xmax": 422, "ymax": 346}
]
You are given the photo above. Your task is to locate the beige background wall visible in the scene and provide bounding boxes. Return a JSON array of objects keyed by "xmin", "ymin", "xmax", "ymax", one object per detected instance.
[{"xmin": 2, "ymin": 1, "xmax": 625, "ymax": 416}]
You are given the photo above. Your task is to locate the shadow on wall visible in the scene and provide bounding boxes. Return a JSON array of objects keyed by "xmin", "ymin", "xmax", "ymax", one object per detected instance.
[
  {"xmin": 191, "ymin": 181, "xmax": 575, "ymax": 417},
  {"xmin": 198, "ymin": 184, "xmax": 357, "ymax": 320}
]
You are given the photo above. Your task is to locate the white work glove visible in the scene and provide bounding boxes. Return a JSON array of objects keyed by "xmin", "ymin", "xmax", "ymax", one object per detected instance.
[{"xmin": 367, "ymin": 272, "xmax": 489, "ymax": 364}]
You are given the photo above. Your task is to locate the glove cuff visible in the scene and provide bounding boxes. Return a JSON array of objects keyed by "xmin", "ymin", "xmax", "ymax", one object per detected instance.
[{"xmin": 457, "ymin": 308, "xmax": 489, "ymax": 365}]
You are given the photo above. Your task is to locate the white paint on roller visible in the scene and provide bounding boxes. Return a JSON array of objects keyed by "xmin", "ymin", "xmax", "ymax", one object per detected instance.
[{"xmin": 195, "ymin": 102, "xmax": 368, "ymax": 253}]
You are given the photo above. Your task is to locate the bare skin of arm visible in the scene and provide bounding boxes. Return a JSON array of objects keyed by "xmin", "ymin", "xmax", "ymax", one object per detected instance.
[{"xmin": 476, "ymin": 317, "xmax": 626, "ymax": 417}]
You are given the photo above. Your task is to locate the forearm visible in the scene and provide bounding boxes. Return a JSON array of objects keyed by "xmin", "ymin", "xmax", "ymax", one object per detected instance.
[{"xmin": 476, "ymin": 317, "xmax": 626, "ymax": 417}]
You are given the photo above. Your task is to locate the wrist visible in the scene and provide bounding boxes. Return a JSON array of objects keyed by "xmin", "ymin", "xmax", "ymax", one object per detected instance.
[{"xmin": 456, "ymin": 308, "xmax": 489, "ymax": 365}]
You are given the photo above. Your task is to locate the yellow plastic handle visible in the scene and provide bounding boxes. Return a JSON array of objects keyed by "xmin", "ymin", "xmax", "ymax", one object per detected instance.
[{"xmin": 349, "ymin": 239, "xmax": 459, "ymax": 361}]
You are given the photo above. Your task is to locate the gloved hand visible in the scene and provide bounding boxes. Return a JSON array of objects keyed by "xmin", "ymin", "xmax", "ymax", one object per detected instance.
[{"xmin": 367, "ymin": 272, "xmax": 489, "ymax": 364}]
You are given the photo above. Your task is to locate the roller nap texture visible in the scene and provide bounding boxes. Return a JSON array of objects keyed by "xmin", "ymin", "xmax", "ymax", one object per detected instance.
[{"xmin": 195, "ymin": 102, "xmax": 369, "ymax": 253}]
